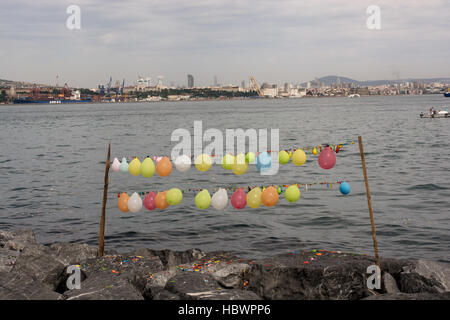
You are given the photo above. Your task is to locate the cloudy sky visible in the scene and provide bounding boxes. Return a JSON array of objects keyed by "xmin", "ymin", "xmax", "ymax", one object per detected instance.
[{"xmin": 1, "ymin": 0, "xmax": 449, "ymax": 87}]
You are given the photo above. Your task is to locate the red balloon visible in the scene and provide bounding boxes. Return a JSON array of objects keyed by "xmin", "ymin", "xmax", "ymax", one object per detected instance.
[
  {"xmin": 143, "ymin": 191, "xmax": 157, "ymax": 210},
  {"xmin": 318, "ymin": 146, "xmax": 336, "ymax": 169},
  {"xmin": 231, "ymin": 188, "xmax": 247, "ymax": 209}
]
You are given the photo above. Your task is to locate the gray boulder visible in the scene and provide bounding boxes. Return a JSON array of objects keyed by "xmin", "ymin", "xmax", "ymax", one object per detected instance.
[
  {"xmin": 0, "ymin": 271, "xmax": 63, "ymax": 300},
  {"xmin": 398, "ymin": 259, "xmax": 450, "ymax": 293}
]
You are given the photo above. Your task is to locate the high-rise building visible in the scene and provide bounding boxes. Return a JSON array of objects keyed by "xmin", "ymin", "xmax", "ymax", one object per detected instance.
[
  {"xmin": 187, "ymin": 74, "xmax": 194, "ymax": 88},
  {"xmin": 214, "ymin": 75, "xmax": 218, "ymax": 87},
  {"xmin": 241, "ymin": 80, "xmax": 246, "ymax": 89}
]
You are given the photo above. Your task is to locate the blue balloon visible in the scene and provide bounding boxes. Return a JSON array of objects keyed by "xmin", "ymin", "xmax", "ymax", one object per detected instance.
[
  {"xmin": 256, "ymin": 152, "xmax": 272, "ymax": 171},
  {"xmin": 339, "ymin": 182, "xmax": 351, "ymax": 195}
]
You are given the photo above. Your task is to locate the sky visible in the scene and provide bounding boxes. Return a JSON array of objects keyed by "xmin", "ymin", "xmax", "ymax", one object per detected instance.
[{"xmin": 0, "ymin": 0, "xmax": 449, "ymax": 88}]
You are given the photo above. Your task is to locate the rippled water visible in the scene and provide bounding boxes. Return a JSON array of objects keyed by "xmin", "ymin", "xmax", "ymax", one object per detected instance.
[{"xmin": 0, "ymin": 95, "xmax": 449, "ymax": 263}]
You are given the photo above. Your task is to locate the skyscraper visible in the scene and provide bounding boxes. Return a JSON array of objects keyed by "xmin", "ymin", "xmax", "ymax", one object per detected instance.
[
  {"xmin": 187, "ymin": 74, "xmax": 194, "ymax": 88},
  {"xmin": 214, "ymin": 75, "xmax": 218, "ymax": 87}
]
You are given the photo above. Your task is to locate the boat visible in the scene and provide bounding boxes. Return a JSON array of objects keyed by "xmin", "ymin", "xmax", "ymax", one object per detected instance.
[
  {"xmin": 420, "ymin": 108, "xmax": 449, "ymax": 118},
  {"xmin": 444, "ymin": 88, "xmax": 450, "ymax": 97},
  {"xmin": 13, "ymin": 85, "xmax": 93, "ymax": 104}
]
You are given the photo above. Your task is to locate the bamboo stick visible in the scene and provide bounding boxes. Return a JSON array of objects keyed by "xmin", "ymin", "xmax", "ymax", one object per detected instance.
[
  {"xmin": 98, "ymin": 143, "xmax": 111, "ymax": 257},
  {"xmin": 358, "ymin": 136, "xmax": 380, "ymax": 267}
]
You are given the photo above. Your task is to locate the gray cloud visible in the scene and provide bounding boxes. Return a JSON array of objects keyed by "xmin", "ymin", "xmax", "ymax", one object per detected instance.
[{"xmin": 1, "ymin": 0, "xmax": 449, "ymax": 87}]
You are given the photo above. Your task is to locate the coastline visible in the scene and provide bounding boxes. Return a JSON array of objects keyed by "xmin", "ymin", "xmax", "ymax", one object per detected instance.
[{"xmin": 1, "ymin": 229, "xmax": 449, "ymax": 300}]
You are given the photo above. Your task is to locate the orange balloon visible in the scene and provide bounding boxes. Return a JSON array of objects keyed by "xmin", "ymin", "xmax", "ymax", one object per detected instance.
[
  {"xmin": 156, "ymin": 157, "xmax": 173, "ymax": 177},
  {"xmin": 118, "ymin": 193, "xmax": 130, "ymax": 212},
  {"xmin": 154, "ymin": 191, "xmax": 169, "ymax": 209},
  {"xmin": 261, "ymin": 186, "xmax": 279, "ymax": 207}
]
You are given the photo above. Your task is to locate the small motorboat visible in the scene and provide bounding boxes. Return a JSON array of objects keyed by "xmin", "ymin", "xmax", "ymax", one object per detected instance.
[{"xmin": 420, "ymin": 108, "xmax": 449, "ymax": 118}]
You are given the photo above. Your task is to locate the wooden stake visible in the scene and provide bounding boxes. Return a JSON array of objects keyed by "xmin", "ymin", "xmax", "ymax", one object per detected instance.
[
  {"xmin": 358, "ymin": 136, "xmax": 380, "ymax": 267},
  {"xmin": 98, "ymin": 142, "xmax": 111, "ymax": 257}
]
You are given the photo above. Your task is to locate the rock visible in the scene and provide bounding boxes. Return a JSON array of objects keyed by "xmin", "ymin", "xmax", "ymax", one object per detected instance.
[
  {"xmin": 2, "ymin": 230, "xmax": 37, "ymax": 252},
  {"xmin": 0, "ymin": 271, "xmax": 63, "ymax": 300},
  {"xmin": 211, "ymin": 263, "xmax": 250, "ymax": 288},
  {"xmin": 49, "ymin": 242, "xmax": 100, "ymax": 265},
  {"xmin": 363, "ymin": 292, "xmax": 450, "ymax": 300},
  {"xmin": 129, "ymin": 248, "xmax": 206, "ymax": 268},
  {"xmin": 398, "ymin": 259, "xmax": 450, "ymax": 293},
  {"xmin": 164, "ymin": 272, "xmax": 260, "ymax": 300},
  {"xmin": 0, "ymin": 247, "xmax": 20, "ymax": 272},
  {"xmin": 151, "ymin": 288, "xmax": 181, "ymax": 300},
  {"xmin": 382, "ymin": 272, "xmax": 400, "ymax": 293},
  {"xmin": 11, "ymin": 253, "xmax": 66, "ymax": 290},
  {"xmin": 243, "ymin": 250, "xmax": 407, "ymax": 300},
  {"xmin": 64, "ymin": 272, "xmax": 144, "ymax": 300}
]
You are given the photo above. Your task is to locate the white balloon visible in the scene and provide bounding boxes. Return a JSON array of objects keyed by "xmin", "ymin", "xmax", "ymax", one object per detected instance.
[
  {"xmin": 119, "ymin": 157, "xmax": 129, "ymax": 173},
  {"xmin": 127, "ymin": 192, "xmax": 143, "ymax": 213},
  {"xmin": 111, "ymin": 158, "xmax": 120, "ymax": 172},
  {"xmin": 211, "ymin": 188, "xmax": 228, "ymax": 210},
  {"xmin": 174, "ymin": 155, "xmax": 191, "ymax": 172}
]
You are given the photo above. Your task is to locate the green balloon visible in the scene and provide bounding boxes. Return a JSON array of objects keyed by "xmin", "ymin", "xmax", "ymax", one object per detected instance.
[
  {"xmin": 278, "ymin": 150, "xmax": 290, "ymax": 165},
  {"xmin": 195, "ymin": 189, "xmax": 211, "ymax": 209},
  {"xmin": 245, "ymin": 152, "xmax": 255, "ymax": 163},
  {"xmin": 141, "ymin": 157, "xmax": 156, "ymax": 178},
  {"xmin": 222, "ymin": 154, "xmax": 234, "ymax": 170},
  {"xmin": 166, "ymin": 188, "xmax": 183, "ymax": 205},
  {"xmin": 285, "ymin": 185, "xmax": 300, "ymax": 202}
]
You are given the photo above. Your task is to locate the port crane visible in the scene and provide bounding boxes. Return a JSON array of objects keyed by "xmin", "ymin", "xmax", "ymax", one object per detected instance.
[{"xmin": 249, "ymin": 76, "xmax": 263, "ymax": 97}]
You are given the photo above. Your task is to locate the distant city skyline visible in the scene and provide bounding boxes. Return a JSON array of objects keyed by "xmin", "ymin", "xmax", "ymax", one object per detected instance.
[{"xmin": 1, "ymin": 0, "xmax": 449, "ymax": 88}]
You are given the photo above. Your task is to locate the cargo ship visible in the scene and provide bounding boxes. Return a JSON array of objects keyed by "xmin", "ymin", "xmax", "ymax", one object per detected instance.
[{"xmin": 13, "ymin": 84, "xmax": 93, "ymax": 104}]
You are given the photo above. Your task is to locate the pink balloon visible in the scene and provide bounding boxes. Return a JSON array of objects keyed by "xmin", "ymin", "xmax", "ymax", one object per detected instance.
[
  {"xmin": 143, "ymin": 191, "xmax": 157, "ymax": 210},
  {"xmin": 231, "ymin": 188, "xmax": 247, "ymax": 209},
  {"xmin": 318, "ymin": 146, "xmax": 336, "ymax": 169}
]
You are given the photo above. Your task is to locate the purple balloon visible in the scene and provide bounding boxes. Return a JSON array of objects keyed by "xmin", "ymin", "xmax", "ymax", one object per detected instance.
[
  {"xmin": 143, "ymin": 191, "xmax": 157, "ymax": 210},
  {"xmin": 318, "ymin": 146, "xmax": 336, "ymax": 170}
]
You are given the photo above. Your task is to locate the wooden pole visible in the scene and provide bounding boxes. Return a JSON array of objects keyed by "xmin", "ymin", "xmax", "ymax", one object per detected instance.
[
  {"xmin": 358, "ymin": 136, "xmax": 380, "ymax": 268},
  {"xmin": 98, "ymin": 142, "xmax": 111, "ymax": 257}
]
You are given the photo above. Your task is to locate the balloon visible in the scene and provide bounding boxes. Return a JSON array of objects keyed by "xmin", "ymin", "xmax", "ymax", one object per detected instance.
[
  {"xmin": 278, "ymin": 150, "xmax": 290, "ymax": 165},
  {"xmin": 232, "ymin": 154, "xmax": 248, "ymax": 175},
  {"xmin": 292, "ymin": 149, "xmax": 306, "ymax": 166},
  {"xmin": 127, "ymin": 192, "xmax": 143, "ymax": 213},
  {"xmin": 285, "ymin": 185, "xmax": 300, "ymax": 202},
  {"xmin": 318, "ymin": 146, "xmax": 336, "ymax": 170},
  {"xmin": 156, "ymin": 156, "xmax": 173, "ymax": 176},
  {"xmin": 336, "ymin": 145, "xmax": 340, "ymax": 153},
  {"xmin": 245, "ymin": 152, "xmax": 255, "ymax": 164},
  {"xmin": 166, "ymin": 188, "xmax": 183, "ymax": 205},
  {"xmin": 211, "ymin": 188, "xmax": 228, "ymax": 210},
  {"xmin": 128, "ymin": 157, "xmax": 141, "ymax": 176},
  {"xmin": 119, "ymin": 157, "xmax": 129, "ymax": 173},
  {"xmin": 195, "ymin": 189, "xmax": 211, "ymax": 209},
  {"xmin": 231, "ymin": 188, "xmax": 247, "ymax": 209},
  {"xmin": 195, "ymin": 154, "xmax": 212, "ymax": 172},
  {"xmin": 312, "ymin": 147, "xmax": 318, "ymax": 155},
  {"xmin": 222, "ymin": 154, "xmax": 235, "ymax": 170},
  {"xmin": 246, "ymin": 187, "xmax": 262, "ymax": 208},
  {"xmin": 143, "ymin": 191, "xmax": 157, "ymax": 210},
  {"xmin": 339, "ymin": 182, "xmax": 351, "ymax": 195},
  {"xmin": 261, "ymin": 186, "xmax": 279, "ymax": 206},
  {"xmin": 140, "ymin": 157, "xmax": 156, "ymax": 178},
  {"xmin": 155, "ymin": 191, "xmax": 169, "ymax": 209},
  {"xmin": 111, "ymin": 158, "xmax": 120, "ymax": 172},
  {"xmin": 117, "ymin": 193, "xmax": 130, "ymax": 212},
  {"xmin": 256, "ymin": 152, "xmax": 272, "ymax": 171},
  {"xmin": 174, "ymin": 155, "xmax": 191, "ymax": 172}
]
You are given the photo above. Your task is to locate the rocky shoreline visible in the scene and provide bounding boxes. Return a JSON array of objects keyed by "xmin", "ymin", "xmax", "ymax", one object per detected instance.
[{"xmin": 1, "ymin": 229, "xmax": 449, "ymax": 300}]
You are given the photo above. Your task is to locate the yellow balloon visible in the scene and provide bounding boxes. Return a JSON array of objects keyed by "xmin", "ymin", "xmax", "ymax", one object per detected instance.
[
  {"xmin": 231, "ymin": 154, "xmax": 248, "ymax": 175},
  {"xmin": 246, "ymin": 187, "xmax": 262, "ymax": 208},
  {"xmin": 140, "ymin": 157, "xmax": 155, "ymax": 178},
  {"xmin": 128, "ymin": 157, "xmax": 142, "ymax": 176},
  {"xmin": 292, "ymin": 149, "xmax": 306, "ymax": 166},
  {"xmin": 312, "ymin": 147, "xmax": 318, "ymax": 155},
  {"xmin": 195, "ymin": 154, "xmax": 212, "ymax": 172}
]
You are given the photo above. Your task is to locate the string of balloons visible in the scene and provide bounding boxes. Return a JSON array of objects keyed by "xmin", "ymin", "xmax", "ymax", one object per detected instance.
[
  {"xmin": 116, "ymin": 181, "xmax": 352, "ymax": 213},
  {"xmin": 112, "ymin": 143, "xmax": 346, "ymax": 177}
]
